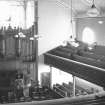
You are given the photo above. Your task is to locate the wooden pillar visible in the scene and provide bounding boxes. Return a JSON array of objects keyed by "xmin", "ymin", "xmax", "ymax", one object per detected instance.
[{"xmin": 73, "ymin": 75, "xmax": 76, "ymax": 97}]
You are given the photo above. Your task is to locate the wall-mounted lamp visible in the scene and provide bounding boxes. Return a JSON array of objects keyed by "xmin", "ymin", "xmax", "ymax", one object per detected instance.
[
  {"xmin": 98, "ymin": 21, "xmax": 103, "ymax": 24},
  {"xmin": 30, "ymin": 37, "xmax": 34, "ymax": 41},
  {"xmin": 29, "ymin": 35, "xmax": 42, "ymax": 41},
  {"xmin": 14, "ymin": 32, "xmax": 26, "ymax": 38}
]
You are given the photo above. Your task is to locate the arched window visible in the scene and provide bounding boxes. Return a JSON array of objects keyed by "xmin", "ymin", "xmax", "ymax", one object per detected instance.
[{"xmin": 82, "ymin": 27, "xmax": 95, "ymax": 44}]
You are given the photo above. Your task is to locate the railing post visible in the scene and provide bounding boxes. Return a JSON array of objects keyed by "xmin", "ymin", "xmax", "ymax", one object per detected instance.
[
  {"xmin": 50, "ymin": 66, "xmax": 52, "ymax": 89},
  {"xmin": 65, "ymin": 92, "xmax": 68, "ymax": 97},
  {"xmin": 73, "ymin": 75, "xmax": 76, "ymax": 97}
]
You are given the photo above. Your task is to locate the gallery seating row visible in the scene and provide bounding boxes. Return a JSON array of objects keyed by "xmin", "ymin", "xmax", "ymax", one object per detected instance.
[
  {"xmin": 53, "ymin": 82, "xmax": 91, "ymax": 97},
  {"xmin": 91, "ymin": 45, "xmax": 105, "ymax": 56},
  {"xmin": 73, "ymin": 54, "xmax": 105, "ymax": 69},
  {"xmin": 49, "ymin": 45, "xmax": 105, "ymax": 69},
  {"xmin": 62, "ymin": 82, "xmax": 90, "ymax": 96},
  {"xmin": 61, "ymin": 45, "xmax": 105, "ymax": 63}
]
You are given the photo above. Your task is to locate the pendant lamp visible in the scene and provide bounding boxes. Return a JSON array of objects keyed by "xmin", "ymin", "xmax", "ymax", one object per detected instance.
[{"xmin": 87, "ymin": 0, "xmax": 100, "ymax": 17}]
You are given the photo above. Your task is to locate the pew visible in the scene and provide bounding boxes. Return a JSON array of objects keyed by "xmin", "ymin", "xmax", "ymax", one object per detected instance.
[
  {"xmin": 78, "ymin": 50, "xmax": 105, "ymax": 62},
  {"xmin": 1, "ymin": 91, "xmax": 105, "ymax": 105},
  {"xmin": 73, "ymin": 54, "xmax": 105, "ymax": 69},
  {"xmin": 44, "ymin": 53, "xmax": 105, "ymax": 87},
  {"xmin": 91, "ymin": 45, "xmax": 105, "ymax": 56}
]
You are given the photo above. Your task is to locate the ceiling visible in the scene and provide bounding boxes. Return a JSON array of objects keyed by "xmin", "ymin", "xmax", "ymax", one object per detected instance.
[
  {"xmin": 0, "ymin": 0, "xmax": 105, "ymax": 18},
  {"xmin": 58, "ymin": 0, "xmax": 105, "ymax": 17}
]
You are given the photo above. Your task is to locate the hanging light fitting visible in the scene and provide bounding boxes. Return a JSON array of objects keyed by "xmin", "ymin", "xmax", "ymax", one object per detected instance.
[{"xmin": 87, "ymin": 0, "xmax": 100, "ymax": 17}]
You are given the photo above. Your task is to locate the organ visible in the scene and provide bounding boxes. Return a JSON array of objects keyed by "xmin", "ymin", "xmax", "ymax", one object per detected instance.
[{"xmin": 0, "ymin": 25, "xmax": 35, "ymax": 61}]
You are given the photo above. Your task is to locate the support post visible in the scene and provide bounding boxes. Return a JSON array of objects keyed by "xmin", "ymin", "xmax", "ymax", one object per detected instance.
[
  {"xmin": 73, "ymin": 75, "xmax": 76, "ymax": 97},
  {"xmin": 23, "ymin": 0, "xmax": 27, "ymax": 29},
  {"xmin": 50, "ymin": 66, "xmax": 52, "ymax": 89},
  {"xmin": 34, "ymin": 0, "xmax": 39, "ymax": 87}
]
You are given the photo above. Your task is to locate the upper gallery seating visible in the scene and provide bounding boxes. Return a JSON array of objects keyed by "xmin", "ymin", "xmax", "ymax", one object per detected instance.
[
  {"xmin": 46, "ymin": 41, "xmax": 105, "ymax": 69},
  {"xmin": 44, "ymin": 42, "xmax": 105, "ymax": 88},
  {"xmin": 90, "ymin": 45, "xmax": 105, "ymax": 56}
]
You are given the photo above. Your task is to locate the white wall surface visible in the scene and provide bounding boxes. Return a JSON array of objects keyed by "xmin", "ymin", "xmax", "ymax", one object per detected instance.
[
  {"xmin": 38, "ymin": 55, "xmax": 73, "ymax": 86},
  {"xmin": 76, "ymin": 17, "xmax": 105, "ymax": 46},
  {"xmin": 37, "ymin": 0, "xmax": 72, "ymax": 85},
  {"xmin": 38, "ymin": 0, "xmax": 71, "ymax": 55},
  {"xmin": 51, "ymin": 67, "xmax": 73, "ymax": 86}
]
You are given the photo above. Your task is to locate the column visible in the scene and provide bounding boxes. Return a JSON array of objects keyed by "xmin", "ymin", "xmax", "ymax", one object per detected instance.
[
  {"xmin": 34, "ymin": 0, "xmax": 39, "ymax": 86},
  {"xmin": 50, "ymin": 66, "xmax": 53, "ymax": 89},
  {"xmin": 73, "ymin": 75, "xmax": 76, "ymax": 97}
]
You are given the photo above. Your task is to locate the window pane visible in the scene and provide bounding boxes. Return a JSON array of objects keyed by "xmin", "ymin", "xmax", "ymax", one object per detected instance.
[{"xmin": 82, "ymin": 27, "xmax": 95, "ymax": 44}]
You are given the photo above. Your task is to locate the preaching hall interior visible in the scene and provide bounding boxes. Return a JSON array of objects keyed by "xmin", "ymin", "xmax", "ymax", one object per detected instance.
[{"xmin": 0, "ymin": 0, "xmax": 105, "ymax": 105}]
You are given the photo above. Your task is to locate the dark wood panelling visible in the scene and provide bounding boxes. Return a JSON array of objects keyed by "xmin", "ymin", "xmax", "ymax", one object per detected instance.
[{"xmin": 44, "ymin": 53, "xmax": 105, "ymax": 88}]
